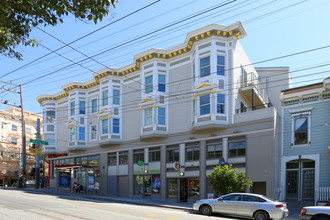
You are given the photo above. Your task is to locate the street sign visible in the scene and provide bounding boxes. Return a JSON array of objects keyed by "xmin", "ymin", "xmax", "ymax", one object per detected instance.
[
  {"xmin": 30, "ymin": 139, "xmax": 48, "ymax": 145},
  {"xmin": 35, "ymin": 150, "xmax": 42, "ymax": 154}
]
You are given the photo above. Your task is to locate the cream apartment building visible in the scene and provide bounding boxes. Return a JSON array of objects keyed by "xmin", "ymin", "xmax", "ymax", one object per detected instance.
[{"xmin": 38, "ymin": 22, "xmax": 291, "ymax": 202}]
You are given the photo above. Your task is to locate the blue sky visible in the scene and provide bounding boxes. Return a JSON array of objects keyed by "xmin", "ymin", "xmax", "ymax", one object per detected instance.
[{"xmin": 1, "ymin": 0, "xmax": 329, "ymax": 114}]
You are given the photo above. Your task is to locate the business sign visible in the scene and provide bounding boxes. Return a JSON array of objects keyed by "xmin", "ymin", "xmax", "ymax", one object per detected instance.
[
  {"xmin": 137, "ymin": 160, "xmax": 144, "ymax": 166},
  {"xmin": 173, "ymin": 162, "xmax": 180, "ymax": 171}
]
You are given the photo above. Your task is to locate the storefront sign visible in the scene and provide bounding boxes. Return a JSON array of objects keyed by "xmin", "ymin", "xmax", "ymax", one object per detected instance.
[
  {"xmin": 48, "ymin": 153, "xmax": 67, "ymax": 158},
  {"xmin": 173, "ymin": 162, "xmax": 180, "ymax": 171},
  {"xmin": 137, "ymin": 160, "xmax": 144, "ymax": 166},
  {"xmin": 208, "ymin": 193, "xmax": 214, "ymax": 199}
]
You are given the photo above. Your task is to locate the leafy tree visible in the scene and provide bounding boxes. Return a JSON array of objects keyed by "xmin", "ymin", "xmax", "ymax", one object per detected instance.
[
  {"xmin": 207, "ymin": 164, "xmax": 253, "ymax": 196},
  {"xmin": 0, "ymin": 0, "xmax": 117, "ymax": 60}
]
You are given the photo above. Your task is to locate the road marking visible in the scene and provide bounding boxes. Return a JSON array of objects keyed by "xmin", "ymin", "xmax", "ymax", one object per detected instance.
[
  {"xmin": 147, "ymin": 214, "xmax": 157, "ymax": 217},
  {"xmin": 25, "ymin": 210, "xmax": 65, "ymax": 220},
  {"xmin": 167, "ymin": 218, "xmax": 177, "ymax": 220},
  {"xmin": 91, "ymin": 205, "xmax": 99, "ymax": 207},
  {"xmin": 0, "ymin": 205, "xmax": 5, "ymax": 207},
  {"xmin": 72, "ymin": 202, "xmax": 80, "ymax": 204}
]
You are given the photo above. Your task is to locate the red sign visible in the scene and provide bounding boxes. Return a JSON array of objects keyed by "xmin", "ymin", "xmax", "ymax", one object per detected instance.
[
  {"xmin": 173, "ymin": 162, "xmax": 180, "ymax": 171},
  {"xmin": 48, "ymin": 153, "xmax": 67, "ymax": 158}
]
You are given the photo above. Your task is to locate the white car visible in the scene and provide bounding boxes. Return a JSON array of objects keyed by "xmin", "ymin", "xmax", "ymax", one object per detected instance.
[
  {"xmin": 300, "ymin": 206, "xmax": 330, "ymax": 220},
  {"xmin": 193, "ymin": 193, "xmax": 288, "ymax": 220}
]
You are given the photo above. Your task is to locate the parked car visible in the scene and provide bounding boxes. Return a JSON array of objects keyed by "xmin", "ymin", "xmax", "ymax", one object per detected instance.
[
  {"xmin": 300, "ymin": 206, "xmax": 330, "ymax": 220},
  {"xmin": 193, "ymin": 193, "xmax": 288, "ymax": 220}
]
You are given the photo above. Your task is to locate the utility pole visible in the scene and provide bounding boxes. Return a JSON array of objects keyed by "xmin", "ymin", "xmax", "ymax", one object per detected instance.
[
  {"xmin": 0, "ymin": 80, "xmax": 26, "ymax": 187},
  {"xmin": 35, "ymin": 118, "xmax": 40, "ymax": 189}
]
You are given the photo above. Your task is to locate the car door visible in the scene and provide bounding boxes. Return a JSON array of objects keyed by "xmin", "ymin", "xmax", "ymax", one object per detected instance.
[
  {"xmin": 213, "ymin": 194, "xmax": 240, "ymax": 215},
  {"xmin": 236, "ymin": 194, "xmax": 258, "ymax": 217}
]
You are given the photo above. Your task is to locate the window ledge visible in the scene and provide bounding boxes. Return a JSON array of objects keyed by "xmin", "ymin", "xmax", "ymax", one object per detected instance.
[{"xmin": 291, "ymin": 143, "xmax": 311, "ymax": 148}]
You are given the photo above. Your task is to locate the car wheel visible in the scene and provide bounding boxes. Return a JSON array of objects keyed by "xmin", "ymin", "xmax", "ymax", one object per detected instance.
[
  {"xmin": 254, "ymin": 210, "xmax": 268, "ymax": 220},
  {"xmin": 200, "ymin": 205, "xmax": 212, "ymax": 215},
  {"xmin": 316, "ymin": 215, "xmax": 330, "ymax": 220}
]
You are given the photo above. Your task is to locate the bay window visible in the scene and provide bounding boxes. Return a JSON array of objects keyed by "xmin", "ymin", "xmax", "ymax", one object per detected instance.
[
  {"xmin": 78, "ymin": 127, "xmax": 85, "ymax": 141},
  {"xmin": 200, "ymin": 56, "xmax": 210, "ymax": 77},
  {"xmin": 158, "ymin": 107, "xmax": 165, "ymax": 125},
  {"xmin": 101, "ymin": 119, "xmax": 108, "ymax": 135},
  {"xmin": 158, "ymin": 75, "xmax": 166, "ymax": 92},
  {"xmin": 113, "ymin": 118, "xmax": 120, "ymax": 134},
  {"xmin": 217, "ymin": 55, "xmax": 225, "ymax": 75},
  {"xmin": 217, "ymin": 94, "xmax": 225, "ymax": 114},
  {"xmin": 144, "ymin": 108, "xmax": 152, "ymax": 126},
  {"xmin": 91, "ymin": 99, "xmax": 97, "ymax": 113},
  {"xmin": 200, "ymin": 94, "xmax": 210, "ymax": 115},
  {"xmin": 113, "ymin": 89, "xmax": 120, "ymax": 105},
  {"xmin": 102, "ymin": 90, "xmax": 108, "ymax": 106},
  {"xmin": 69, "ymin": 127, "xmax": 75, "ymax": 142},
  {"xmin": 145, "ymin": 75, "xmax": 153, "ymax": 93},
  {"xmin": 70, "ymin": 101, "xmax": 75, "ymax": 115},
  {"xmin": 79, "ymin": 101, "xmax": 86, "ymax": 114},
  {"xmin": 91, "ymin": 125, "xmax": 97, "ymax": 140}
]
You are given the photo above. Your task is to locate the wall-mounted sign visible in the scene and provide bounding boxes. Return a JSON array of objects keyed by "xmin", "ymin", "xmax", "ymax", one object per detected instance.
[
  {"xmin": 137, "ymin": 160, "xmax": 144, "ymax": 166},
  {"xmin": 173, "ymin": 161, "xmax": 180, "ymax": 171}
]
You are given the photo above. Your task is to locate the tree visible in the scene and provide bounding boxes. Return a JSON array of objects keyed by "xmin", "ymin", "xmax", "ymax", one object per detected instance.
[
  {"xmin": 0, "ymin": 0, "xmax": 117, "ymax": 60},
  {"xmin": 207, "ymin": 164, "xmax": 253, "ymax": 196}
]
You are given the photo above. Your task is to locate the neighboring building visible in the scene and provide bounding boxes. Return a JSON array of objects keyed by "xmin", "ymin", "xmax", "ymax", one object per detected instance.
[
  {"xmin": 37, "ymin": 22, "xmax": 291, "ymax": 201},
  {"xmin": 0, "ymin": 108, "xmax": 42, "ymax": 186},
  {"xmin": 280, "ymin": 77, "xmax": 330, "ymax": 202}
]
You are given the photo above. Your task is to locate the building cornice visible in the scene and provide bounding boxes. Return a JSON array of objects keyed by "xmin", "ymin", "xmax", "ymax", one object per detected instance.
[{"xmin": 37, "ymin": 22, "xmax": 246, "ymax": 105}]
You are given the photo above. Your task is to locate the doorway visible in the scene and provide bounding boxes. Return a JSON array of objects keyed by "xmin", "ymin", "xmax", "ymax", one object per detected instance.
[
  {"xmin": 180, "ymin": 179, "xmax": 188, "ymax": 202},
  {"xmin": 286, "ymin": 159, "xmax": 315, "ymax": 200}
]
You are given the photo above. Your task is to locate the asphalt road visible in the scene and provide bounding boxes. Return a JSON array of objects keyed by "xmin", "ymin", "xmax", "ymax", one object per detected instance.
[{"xmin": 0, "ymin": 189, "xmax": 240, "ymax": 220}]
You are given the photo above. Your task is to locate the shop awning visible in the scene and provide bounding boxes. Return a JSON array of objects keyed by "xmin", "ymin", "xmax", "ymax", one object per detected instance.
[{"xmin": 54, "ymin": 164, "xmax": 94, "ymax": 170}]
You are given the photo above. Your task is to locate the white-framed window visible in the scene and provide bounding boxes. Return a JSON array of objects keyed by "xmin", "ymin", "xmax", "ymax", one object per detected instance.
[
  {"xmin": 70, "ymin": 101, "xmax": 75, "ymax": 115},
  {"xmin": 101, "ymin": 118, "xmax": 109, "ymax": 135},
  {"xmin": 78, "ymin": 127, "xmax": 85, "ymax": 141},
  {"xmin": 26, "ymin": 127, "xmax": 32, "ymax": 134},
  {"xmin": 200, "ymin": 56, "xmax": 210, "ymax": 77},
  {"xmin": 45, "ymin": 134, "xmax": 55, "ymax": 146},
  {"xmin": 91, "ymin": 125, "xmax": 97, "ymax": 140},
  {"xmin": 79, "ymin": 101, "xmax": 86, "ymax": 114},
  {"xmin": 158, "ymin": 75, "xmax": 166, "ymax": 92},
  {"xmin": 144, "ymin": 108, "xmax": 152, "ymax": 126},
  {"xmin": 292, "ymin": 112, "xmax": 311, "ymax": 146},
  {"xmin": 200, "ymin": 94, "xmax": 210, "ymax": 115},
  {"xmin": 102, "ymin": 90, "xmax": 108, "ymax": 106},
  {"xmin": 112, "ymin": 118, "xmax": 120, "ymax": 134},
  {"xmin": 158, "ymin": 107, "xmax": 166, "ymax": 125},
  {"xmin": 12, "ymin": 125, "xmax": 17, "ymax": 132},
  {"xmin": 217, "ymin": 55, "xmax": 225, "ymax": 76},
  {"xmin": 91, "ymin": 99, "xmax": 97, "ymax": 113},
  {"xmin": 217, "ymin": 93, "xmax": 225, "ymax": 114},
  {"xmin": 69, "ymin": 127, "xmax": 75, "ymax": 142},
  {"xmin": 113, "ymin": 89, "xmax": 120, "ymax": 105},
  {"xmin": 46, "ymin": 110, "xmax": 56, "ymax": 123},
  {"xmin": 145, "ymin": 75, "xmax": 153, "ymax": 93},
  {"xmin": 11, "ymin": 137, "xmax": 18, "ymax": 144}
]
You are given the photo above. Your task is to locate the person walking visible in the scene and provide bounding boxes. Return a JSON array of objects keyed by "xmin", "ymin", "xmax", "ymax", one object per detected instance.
[{"xmin": 94, "ymin": 180, "xmax": 100, "ymax": 195}]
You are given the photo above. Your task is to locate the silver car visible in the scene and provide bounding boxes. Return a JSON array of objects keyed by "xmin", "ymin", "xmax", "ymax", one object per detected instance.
[
  {"xmin": 300, "ymin": 206, "xmax": 330, "ymax": 220},
  {"xmin": 193, "ymin": 193, "xmax": 288, "ymax": 220}
]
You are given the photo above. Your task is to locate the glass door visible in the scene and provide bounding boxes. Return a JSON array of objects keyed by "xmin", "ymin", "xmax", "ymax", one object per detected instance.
[
  {"xmin": 144, "ymin": 175, "xmax": 151, "ymax": 197},
  {"xmin": 180, "ymin": 178, "xmax": 188, "ymax": 202},
  {"xmin": 286, "ymin": 170, "xmax": 298, "ymax": 199}
]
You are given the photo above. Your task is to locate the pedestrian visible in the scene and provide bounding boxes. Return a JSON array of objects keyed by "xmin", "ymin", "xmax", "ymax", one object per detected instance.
[{"xmin": 94, "ymin": 180, "xmax": 99, "ymax": 195}]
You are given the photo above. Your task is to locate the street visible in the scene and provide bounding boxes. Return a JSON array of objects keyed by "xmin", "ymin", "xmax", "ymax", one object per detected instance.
[{"xmin": 0, "ymin": 189, "xmax": 240, "ymax": 220}]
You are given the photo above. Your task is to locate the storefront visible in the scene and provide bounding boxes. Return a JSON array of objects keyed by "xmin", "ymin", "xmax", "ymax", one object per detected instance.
[{"xmin": 167, "ymin": 177, "xmax": 199, "ymax": 202}]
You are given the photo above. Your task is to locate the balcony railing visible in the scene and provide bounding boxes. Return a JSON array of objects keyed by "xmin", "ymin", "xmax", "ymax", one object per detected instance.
[
  {"xmin": 240, "ymin": 72, "xmax": 268, "ymax": 105},
  {"xmin": 235, "ymin": 103, "xmax": 273, "ymax": 114}
]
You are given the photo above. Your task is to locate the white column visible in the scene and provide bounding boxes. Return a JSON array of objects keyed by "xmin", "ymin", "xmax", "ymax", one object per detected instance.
[{"xmin": 223, "ymin": 137, "xmax": 228, "ymax": 162}]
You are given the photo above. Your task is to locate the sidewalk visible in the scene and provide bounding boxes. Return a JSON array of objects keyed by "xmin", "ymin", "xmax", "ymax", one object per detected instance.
[{"xmin": 20, "ymin": 187, "xmax": 299, "ymax": 219}]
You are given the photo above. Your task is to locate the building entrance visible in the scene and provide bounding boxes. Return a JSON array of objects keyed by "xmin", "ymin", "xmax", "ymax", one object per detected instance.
[
  {"xmin": 286, "ymin": 159, "xmax": 315, "ymax": 200},
  {"xmin": 180, "ymin": 179, "xmax": 188, "ymax": 202}
]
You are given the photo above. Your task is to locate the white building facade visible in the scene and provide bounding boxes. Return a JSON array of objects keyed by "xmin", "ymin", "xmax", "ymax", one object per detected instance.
[{"xmin": 38, "ymin": 22, "xmax": 291, "ymax": 202}]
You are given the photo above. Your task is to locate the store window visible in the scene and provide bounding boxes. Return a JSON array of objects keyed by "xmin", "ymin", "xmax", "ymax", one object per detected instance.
[
  {"xmin": 168, "ymin": 178, "xmax": 178, "ymax": 198},
  {"xmin": 76, "ymin": 155, "xmax": 100, "ymax": 177},
  {"xmin": 135, "ymin": 175, "xmax": 143, "ymax": 194},
  {"xmin": 189, "ymin": 177, "xmax": 199, "ymax": 199},
  {"xmin": 108, "ymin": 153, "xmax": 117, "ymax": 166},
  {"xmin": 119, "ymin": 151, "xmax": 128, "ymax": 165},
  {"xmin": 228, "ymin": 137, "xmax": 246, "ymax": 157}
]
